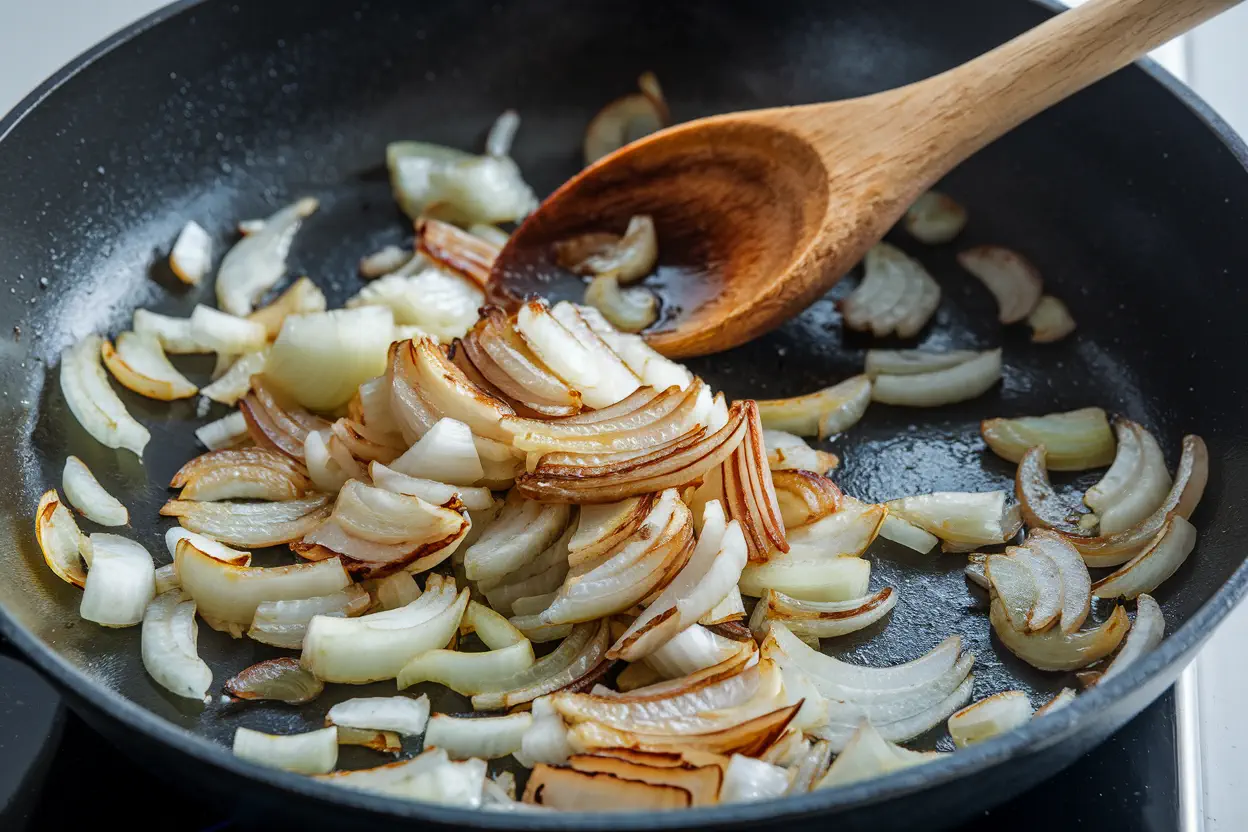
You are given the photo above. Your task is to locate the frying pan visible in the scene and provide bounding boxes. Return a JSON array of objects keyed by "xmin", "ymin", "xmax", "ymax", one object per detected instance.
[{"xmin": 0, "ymin": 0, "xmax": 1245, "ymax": 828}]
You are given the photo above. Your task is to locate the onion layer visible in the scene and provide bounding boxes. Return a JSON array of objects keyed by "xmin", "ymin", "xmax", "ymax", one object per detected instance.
[
  {"xmin": 957, "ymin": 245, "xmax": 1043, "ymax": 324},
  {"xmin": 62, "ymin": 456, "xmax": 128, "ymax": 526},
  {"xmin": 60, "ymin": 335, "xmax": 150, "ymax": 457},
  {"xmin": 233, "ymin": 726, "xmax": 338, "ymax": 775},
  {"xmin": 755, "ymin": 376, "xmax": 871, "ymax": 439},
  {"xmin": 583, "ymin": 72, "xmax": 668, "ymax": 166},
  {"xmin": 141, "ymin": 590, "xmax": 211, "ymax": 700},
  {"xmin": 948, "ymin": 691, "xmax": 1032, "ymax": 747},
  {"xmin": 216, "ymin": 197, "xmax": 319, "ymax": 316},
  {"xmin": 982, "ymin": 407, "xmax": 1115, "ymax": 470},
  {"xmin": 840, "ymin": 244, "xmax": 941, "ymax": 338},
  {"xmin": 80, "ymin": 533, "xmax": 155, "ymax": 627},
  {"xmin": 903, "ymin": 191, "xmax": 967, "ymax": 244},
  {"xmin": 1091, "ymin": 515, "xmax": 1198, "ymax": 600},
  {"xmin": 870, "ymin": 349, "xmax": 1003, "ymax": 408},
  {"xmin": 101, "ymin": 331, "xmax": 198, "ymax": 401},
  {"xmin": 990, "ymin": 599, "xmax": 1128, "ymax": 671},
  {"xmin": 35, "ymin": 490, "xmax": 88, "ymax": 587}
]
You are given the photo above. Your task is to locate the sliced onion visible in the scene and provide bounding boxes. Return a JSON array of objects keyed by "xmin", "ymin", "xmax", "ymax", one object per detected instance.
[
  {"xmin": 189, "ymin": 304, "xmax": 268, "ymax": 354},
  {"xmin": 169, "ymin": 220, "xmax": 212, "ymax": 285},
  {"xmin": 1015, "ymin": 445, "xmax": 1094, "ymax": 537},
  {"xmin": 756, "ymin": 376, "xmax": 872, "ymax": 439},
  {"xmin": 771, "ymin": 471, "xmax": 842, "ymax": 530},
  {"xmin": 162, "ymin": 493, "xmax": 331, "ymax": 548},
  {"xmin": 1010, "ymin": 546, "xmax": 1063, "ymax": 632},
  {"xmin": 225, "ymin": 657, "xmax": 324, "ymax": 704},
  {"xmin": 366, "ymin": 571, "xmax": 423, "ymax": 611},
  {"xmin": 786, "ymin": 739, "xmax": 835, "ymax": 794},
  {"xmin": 388, "ymin": 141, "xmax": 536, "ymax": 224},
  {"xmin": 948, "ymin": 691, "xmax": 1032, "ymax": 748},
  {"xmin": 763, "ymin": 430, "xmax": 839, "ymax": 474},
  {"xmin": 1091, "ymin": 515, "xmax": 1197, "ymax": 600},
  {"xmin": 749, "ymin": 587, "xmax": 896, "ymax": 640},
  {"xmin": 884, "ymin": 490, "xmax": 1019, "ymax": 549},
  {"xmin": 296, "ymin": 512, "xmax": 469, "ymax": 579},
  {"xmin": 471, "ymin": 620, "xmax": 609, "ymax": 711},
  {"xmin": 398, "ymin": 639, "xmax": 535, "ymax": 694},
  {"xmin": 171, "ymin": 447, "xmax": 310, "ymax": 502},
  {"xmin": 389, "ymin": 418, "xmax": 482, "ymax": 486},
  {"xmin": 584, "ymin": 274, "xmax": 659, "ymax": 333},
  {"xmin": 348, "ymin": 267, "xmax": 483, "ymax": 343},
  {"xmin": 132, "ymin": 309, "xmax": 209, "ymax": 354},
  {"xmin": 140, "ymin": 590, "xmax": 211, "ymax": 700},
  {"xmin": 982, "ymin": 407, "xmax": 1115, "ymax": 470},
  {"xmin": 62, "ymin": 456, "xmax": 127, "ymax": 526},
  {"xmin": 870, "ymin": 349, "xmax": 1002, "ymax": 408},
  {"xmin": 722, "ymin": 402, "xmax": 789, "ymax": 561},
  {"xmin": 739, "ymin": 557, "xmax": 871, "ymax": 602},
  {"xmin": 247, "ymin": 585, "xmax": 370, "ymax": 649},
  {"xmin": 957, "ymin": 245, "xmax": 1043, "ymax": 324},
  {"xmin": 523, "ymin": 765, "xmax": 690, "ymax": 811},
  {"xmin": 425, "ymin": 713, "xmax": 532, "ymax": 760},
  {"xmin": 174, "ymin": 537, "xmax": 348, "ymax": 632},
  {"xmin": 463, "ymin": 494, "xmax": 572, "ymax": 584},
  {"xmin": 644, "ymin": 626, "xmax": 747, "ymax": 679},
  {"xmin": 514, "ymin": 299, "xmax": 638, "ymax": 409},
  {"xmin": 864, "ymin": 349, "xmax": 980, "ymax": 377},
  {"xmin": 1087, "ymin": 419, "xmax": 1172, "ymax": 535},
  {"xmin": 264, "ymin": 306, "xmax": 395, "ymax": 412},
  {"xmin": 216, "ymin": 197, "xmax": 319, "ymax": 316},
  {"xmin": 101, "ymin": 331, "xmax": 198, "ymax": 401},
  {"xmin": 1027, "ymin": 295, "xmax": 1076, "ymax": 343},
  {"xmin": 567, "ymin": 754, "xmax": 722, "ymax": 806},
  {"xmin": 327, "ymin": 695, "xmax": 431, "ymax": 735},
  {"xmin": 986, "ymin": 553, "xmax": 1036, "ymax": 631},
  {"xmin": 247, "ymin": 277, "xmax": 328, "ymax": 340},
  {"xmin": 1023, "ymin": 530, "xmax": 1092, "ymax": 634},
  {"xmin": 164, "ymin": 527, "xmax": 251, "ymax": 566},
  {"xmin": 840, "ymin": 243, "xmax": 941, "ymax": 338},
  {"xmin": 415, "ymin": 218, "xmax": 502, "ymax": 290},
  {"xmin": 461, "ymin": 307, "xmax": 584, "ymax": 417},
  {"xmin": 369, "ymin": 462, "xmax": 493, "ymax": 511},
  {"xmin": 336, "ymin": 727, "xmax": 402, "ymax": 753},
  {"xmin": 233, "ymin": 726, "xmax": 337, "ymax": 775},
  {"xmin": 963, "ymin": 554, "xmax": 989, "ymax": 589},
  {"xmin": 359, "ymin": 245, "xmax": 414, "ymax": 279},
  {"xmin": 991, "ymin": 599, "xmax": 1129, "ymax": 671},
  {"xmin": 80, "ymin": 533, "xmax": 155, "ymax": 627},
  {"xmin": 315, "ymin": 747, "xmax": 484, "ymax": 806},
  {"xmin": 301, "ymin": 575, "xmax": 467, "ymax": 683},
  {"xmin": 196, "ymin": 410, "xmax": 249, "ymax": 451},
  {"xmin": 720, "ymin": 754, "xmax": 790, "ymax": 803},
  {"xmin": 1034, "ymin": 688, "xmax": 1078, "ymax": 718},
  {"xmin": 201, "ymin": 350, "xmax": 268, "ymax": 405},
  {"xmin": 332, "ymin": 479, "xmax": 463, "ymax": 546},
  {"xmin": 879, "ymin": 513, "xmax": 938, "ymax": 554},
  {"xmin": 60, "ymin": 335, "xmax": 150, "ymax": 456},
  {"xmin": 569, "ymin": 496, "xmax": 652, "ymax": 566},
  {"xmin": 1100, "ymin": 594, "xmax": 1165, "ymax": 682},
  {"xmin": 816, "ymin": 720, "xmax": 940, "ymax": 789},
  {"xmin": 567, "ymin": 702, "xmax": 800, "ymax": 759},
  {"xmin": 902, "ymin": 191, "xmax": 967, "ymax": 244},
  {"xmin": 584, "ymin": 71, "xmax": 668, "ymax": 166},
  {"xmin": 556, "ymin": 215, "xmax": 658, "ymax": 285},
  {"xmin": 398, "ymin": 336, "xmax": 514, "ymax": 442},
  {"xmin": 36, "ymin": 490, "xmax": 88, "ymax": 587},
  {"xmin": 591, "ymin": 330, "xmax": 693, "ymax": 394}
]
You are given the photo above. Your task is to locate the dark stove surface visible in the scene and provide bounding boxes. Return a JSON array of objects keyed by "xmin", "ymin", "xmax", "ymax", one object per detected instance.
[{"xmin": 1, "ymin": 653, "xmax": 1177, "ymax": 831}]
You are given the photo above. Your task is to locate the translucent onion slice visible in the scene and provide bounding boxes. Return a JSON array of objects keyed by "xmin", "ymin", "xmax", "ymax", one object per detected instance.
[
  {"xmin": 786, "ymin": 739, "xmax": 835, "ymax": 794},
  {"xmin": 840, "ymin": 243, "xmax": 941, "ymax": 338},
  {"xmin": 1091, "ymin": 515, "xmax": 1198, "ymax": 600},
  {"xmin": 233, "ymin": 726, "xmax": 337, "ymax": 775},
  {"xmin": 200, "ymin": 350, "xmax": 268, "ymax": 405},
  {"xmin": 763, "ymin": 430, "xmax": 839, "ymax": 474},
  {"xmin": 870, "ymin": 349, "xmax": 1003, "ymax": 408},
  {"xmin": 132, "ymin": 309, "xmax": 209, "ymax": 354},
  {"xmin": 720, "ymin": 754, "xmax": 791, "ymax": 804},
  {"xmin": 397, "ymin": 639, "xmax": 536, "ymax": 694},
  {"xmin": 425, "ymin": 713, "xmax": 533, "ymax": 760},
  {"xmin": 225, "ymin": 657, "xmax": 325, "ymax": 704},
  {"xmin": 301, "ymin": 576, "xmax": 468, "ymax": 683},
  {"xmin": 884, "ymin": 490, "xmax": 1019, "ymax": 549},
  {"xmin": 170, "ymin": 447, "xmax": 310, "ymax": 502},
  {"xmin": 879, "ymin": 513, "xmax": 938, "ymax": 553},
  {"xmin": 336, "ymin": 727, "xmax": 402, "ymax": 753},
  {"xmin": 416, "ymin": 218, "xmax": 503, "ymax": 289},
  {"xmin": 583, "ymin": 71, "xmax": 668, "ymax": 166},
  {"xmin": 189, "ymin": 305, "xmax": 268, "ymax": 354},
  {"xmin": 366, "ymin": 571, "xmax": 422, "ymax": 611},
  {"xmin": 462, "ymin": 308, "xmax": 584, "ymax": 417},
  {"xmin": 164, "ymin": 527, "xmax": 251, "ymax": 566},
  {"xmin": 471, "ymin": 620, "xmax": 609, "ymax": 711},
  {"xmin": 394, "ymin": 146, "xmax": 536, "ymax": 225},
  {"xmin": 247, "ymin": 277, "xmax": 328, "ymax": 340},
  {"xmin": 524, "ymin": 765, "xmax": 691, "ymax": 811},
  {"xmin": 348, "ymin": 268, "xmax": 483, "ymax": 343},
  {"xmin": 101, "ymin": 331, "xmax": 198, "ymax": 401},
  {"xmin": 196, "ymin": 410, "xmax": 249, "ymax": 451},
  {"xmin": 174, "ymin": 538, "xmax": 348, "ymax": 632},
  {"xmin": 1009, "ymin": 547, "xmax": 1063, "ymax": 632},
  {"xmin": 369, "ymin": 462, "xmax": 494, "ymax": 511},
  {"xmin": 764, "ymin": 624, "xmax": 963, "ymax": 694},
  {"xmin": 359, "ymin": 244, "xmax": 413, "ymax": 279},
  {"xmin": 331, "ymin": 480, "xmax": 463, "ymax": 546},
  {"xmin": 515, "ymin": 299, "xmax": 638, "ymax": 409},
  {"xmin": 986, "ymin": 552, "xmax": 1037, "ymax": 632},
  {"xmin": 1034, "ymin": 688, "xmax": 1077, "ymax": 717},
  {"xmin": 399, "ymin": 337, "xmax": 514, "ymax": 442},
  {"xmin": 1088, "ymin": 419, "xmax": 1171, "ymax": 535},
  {"xmin": 644, "ymin": 626, "xmax": 747, "ymax": 679},
  {"xmin": 722, "ymin": 402, "xmax": 789, "ymax": 561},
  {"xmin": 327, "ymin": 695, "xmax": 431, "ymax": 736},
  {"xmin": 35, "ymin": 490, "xmax": 87, "ymax": 587},
  {"xmin": 557, "ymin": 215, "xmax": 658, "ymax": 285},
  {"xmin": 755, "ymin": 376, "xmax": 872, "ymax": 439},
  {"xmin": 770, "ymin": 470, "xmax": 842, "ymax": 531},
  {"xmin": 62, "ymin": 456, "xmax": 127, "ymax": 526},
  {"xmin": 1024, "ymin": 530, "xmax": 1092, "ymax": 634},
  {"xmin": 568, "ymin": 496, "xmax": 651, "ymax": 566},
  {"xmin": 247, "ymin": 585, "xmax": 370, "ymax": 649},
  {"xmin": 739, "ymin": 557, "xmax": 871, "ymax": 602},
  {"xmin": 902, "ymin": 190, "xmax": 967, "ymax": 244},
  {"xmin": 389, "ymin": 418, "xmax": 483, "ymax": 486},
  {"xmin": 264, "ymin": 306, "xmax": 395, "ymax": 412},
  {"xmin": 864, "ymin": 349, "xmax": 980, "ymax": 378},
  {"xmin": 1015, "ymin": 445, "xmax": 1094, "ymax": 538},
  {"xmin": 957, "ymin": 245, "xmax": 1043, "ymax": 324},
  {"xmin": 295, "ymin": 513, "xmax": 469, "ymax": 579},
  {"xmin": 990, "ymin": 599, "xmax": 1129, "ymax": 671},
  {"xmin": 80, "ymin": 533, "xmax": 155, "ymax": 627},
  {"xmin": 60, "ymin": 335, "xmax": 150, "ymax": 457},
  {"xmin": 567, "ymin": 754, "xmax": 722, "ymax": 806},
  {"xmin": 567, "ymin": 703, "xmax": 800, "ymax": 759},
  {"xmin": 749, "ymin": 587, "xmax": 896, "ymax": 640},
  {"xmin": 463, "ymin": 494, "xmax": 572, "ymax": 583},
  {"xmin": 1027, "ymin": 295, "xmax": 1076, "ymax": 343},
  {"xmin": 1100, "ymin": 594, "xmax": 1165, "ymax": 682},
  {"xmin": 551, "ymin": 303, "xmax": 646, "ymax": 409},
  {"xmin": 169, "ymin": 220, "xmax": 212, "ymax": 285},
  {"xmin": 141, "ymin": 590, "xmax": 211, "ymax": 701},
  {"xmin": 816, "ymin": 720, "xmax": 940, "ymax": 789},
  {"xmin": 161, "ymin": 494, "xmax": 331, "ymax": 548},
  {"xmin": 216, "ymin": 197, "xmax": 319, "ymax": 316},
  {"xmin": 948, "ymin": 691, "xmax": 1032, "ymax": 748},
  {"xmin": 314, "ymin": 747, "xmax": 484, "ymax": 806},
  {"xmin": 584, "ymin": 274, "xmax": 659, "ymax": 333},
  {"xmin": 982, "ymin": 407, "xmax": 1115, "ymax": 470}
]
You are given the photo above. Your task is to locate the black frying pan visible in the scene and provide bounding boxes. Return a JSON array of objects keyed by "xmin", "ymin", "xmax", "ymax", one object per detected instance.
[{"xmin": 0, "ymin": 0, "xmax": 1246, "ymax": 829}]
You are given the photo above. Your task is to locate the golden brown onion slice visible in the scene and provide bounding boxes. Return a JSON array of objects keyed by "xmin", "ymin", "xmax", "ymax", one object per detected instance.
[
  {"xmin": 583, "ymin": 71, "xmax": 668, "ymax": 166},
  {"xmin": 171, "ymin": 447, "xmax": 310, "ymax": 502},
  {"xmin": 957, "ymin": 245, "xmax": 1043, "ymax": 324},
  {"xmin": 982, "ymin": 407, "xmax": 1114, "ymax": 470},
  {"xmin": 990, "ymin": 598, "xmax": 1128, "ymax": 671}
]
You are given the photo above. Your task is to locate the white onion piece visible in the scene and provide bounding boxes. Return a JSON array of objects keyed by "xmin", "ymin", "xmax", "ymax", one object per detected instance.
[
  {"xmin": 216, "ymin": 197, "xmax": 318, "ymax": 316},
  {"xmin": 200, "ymin": 350, "xmax": 267, "ymax": 405},
  {"xmin": 879, "ymin": 513, "xmax": 938, "ymax": 553},
  {"xmin": 749, "ymin": 587, "xmax": 897, "ymax": 640},
  {"xmin": 387, "ymin": 141, "xmax": 471, "ymax": 219},
  {"xmin": 982, "ymin": 407, "xmax": 1115, "ymax": 471},
  {"xmin": 359, "ymin": 245, "xmax": 413, "ymax": 279},
  {"xmin": 62, "ymin": 456, "xmax": 127, "ymax": 526},
  {"xmin": 756, "ymin": 376, "xmax": 871, "ymax": 440},
  {"xmin": 303, "ymin": 431, "xmax": 351, "ymax": 494},
  {"xmin": 301, "ymin": 576, "xmax": 467, "ymax": 683},
  {"xmin": 552, "ymin": 302, "xmax": 647, "ymax": 402},
  {"xmin": 1009, "ymin": 547, "xmax": 1063, "ymax": 632},
  {"xmin": 884, "ymin": 490, "xmax": 1019, "ymax": 549},
  {"xmin": 957, "ymin": 245, "xmax": 1043, "ymax": 324},
  {"xmin": 469, "ymin": 224, "xmax": 510, "ymax": 248},
  {"xmin": 739, "ymin": 557, "xmax": 871, "ymax": 602},
  {"xmin": 464, "ymin": 495, "xmax": 572, "ymax": 583},
  {"xmin": 164, "ymin": 527, "xmax": 251, "ymax": 566},
  {"xmin": 368, "ymin": 571, "xmax": 422, "ymax": 611},
  {"xmin": 516, "ymin": 300, "xmax": 635, "ymax": 409},
  {"xmin": 765, "ymin": 625, "xmax": 962, "ymax": 694},
  {"xmin": 564, "ymin": 753, "xmax": 720, "ymax": 806},
  {"xmin": 719, "ymin": 754, "xmax": 790, "ymax": 803},
  {"xmin": 264, "ymin": 306, "xmax": 395, "ymax": 412},
  {"xmin": 161, "ymin": 494, "xmax": 332, "ymax": 548},
  {"xmin": 1027, "ymin": 295, "xmax": 1076, "ymax": 343},
  {"xmin": 233, "ymin": 726, "xmax": 337, "ymax": 775},
  {"xmin": 1034, "ymin": 688, "xmax": 1077, "ymax": 717},
  {"xmin": 189, "ymin": 305, "xmax": 267, "ymax": 354},
  {"xmin": 991, "ymin": 599, "xmax": 1129, "ymax": 671},
  {"xmin": 903, "ymin": 190, "xmax": 967, "ymax": 244},
  {"xmin": 523, "ymin": 764, "xmax": 693, "ymax": 810},
  {"xmin": 397, "ymin": 639, "xmax": 536, "ymax": 694},
  {"xmin": 132, "ymin": 309, "xmax": 208, "ymax": 354},
  {"xmin": 584, "ymin": 71, "xmax": 668, "ymax": 165},
  {"xmin": 787, "ymin": 739, "xmax": 835, "ymax": 794},
  {"xmin": 584, "ymin": 274, "xmax": 659, "ymax": 333},
  {"xmin": 196, "ymin": 410, "xmax": 249, "ymax": 450},
  {"xmin": 864, "ymin": 349, "xmax": 980, "ymax": 377},
  {"xmin": 247, "ymin": 585, "xmax": 370, "ymax": 649},
  {"xmin": 816, "ymin": 720, "xmax": 939, "ymax": 789},
  {"xmin": 987, "ymin": 553, "xmax": 1037, "ymax": 632},
  {"xmin": 840, "ymin": 243, "xmax": 941, "ymax": 338},
  {"xmin": 60, "ymin": 335, "xmax": 150, "ymax": 457},
  {"xmin": 471, "ymin": 620, "xmax": 609, "ymax": 711},
  {"xmin": 870, "ymin": 349, "xmax": 1002, "ymax": 407},
  {"xmin": 559, "ymin": 215, "xmax": 658, "ymax": 284},
  {"xmin": 1100, "ymin": 594, "xmax": 1165, "ymax": 682},
  {"xmin": 347, "ymin": 268, "xmax": 483, "ymax": 342},
  {"xmin": 425, "ymin": 713, "xmax": 533, "ymax": 760},
  {"xmin": 387, "ymin": 140, "xmax": 537, "ymax": 224},
  {"xmin": 153, "ymin": 563, "xmax": 179, "ymax": 594},
  {"xmin": 80, "ymin": 533, "xmax": 155, "ymax": 627},
  {"xmin": 327, "ymin": 695, "xmax": 431, "ymax": 735},
  {"xmin": 141, "ymin": 590, "xmax": 211, "ymax": 700},
  {"xmin": 701, "ymin": 585, "xmax": 746, "ymax": 626},
  {"xmin": 369, "ymin": 462, "xmax": 493, "ymax": 511},
  {"xmin": 316, "ymin": 747, "xmax": 484, "ymax": 806},
  {"xmin": 169, "ymin": 220, "xmax": 212, "ymax": 285},
  {"xmin": 389, "ymin": 418, "xmax": 483, "ymax": 486},
  {"xmin": 1091, "ymin": 420, "xmax": 1171, "ymax": 535},
  {"xmin": 762, "ymin": 429, "xmax": 839, "ymax": 474},
  {"xmin": 101, "ymin": 331, "xmax": 198, "ymax": 401},
  {"xmin": 1092, "ymin": 516, "xmax": 1197, "ymax": 600},
  {"xmin": 784, "ymin": 499, "xmax": 884, "ymax": 560},
  {"xmin": 947, "ymin": 691, "xmax": 1032, "ymax": 747},
  {"xmin": 247, "ymin": 276, "xmax": 329, "ymax": 340},
  {"xmin": 174, "ymin": 538, "xmax": 348, "ymax": 631},
  {"xmin": 1025, "ymin": 531, "xmax": 1092, "ymax": 634},
  {"xmin": 963, "ymin": 555, "xmax": 989, "ymax": 589},
  {"xmin": 331, "ymin": 479, "xmax": 463, "ymax": 546},
  {"xmin": 644, "ymin": 625, "xmax": 746, "ymax": 678},
  {"xmin": 596, "ymin": 330, "xmax": 693, "ymax": 394},
  {"xmin": 485, "ymin": 109, "xmax": 521, "ymax": 158}
]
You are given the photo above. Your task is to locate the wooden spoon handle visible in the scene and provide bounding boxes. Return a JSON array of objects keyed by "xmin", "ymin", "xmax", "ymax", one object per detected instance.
[{"xmin": 893, "ymin": 0, "xmax": 1240, "ymax": 171}]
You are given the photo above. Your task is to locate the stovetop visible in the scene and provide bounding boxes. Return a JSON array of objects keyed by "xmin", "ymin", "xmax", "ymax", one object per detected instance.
[{"xmin": 0, "ymin": 650, "xmax": 1181, "ymax": 831}]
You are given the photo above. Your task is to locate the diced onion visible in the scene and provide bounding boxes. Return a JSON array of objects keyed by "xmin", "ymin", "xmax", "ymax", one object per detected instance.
[
  {"xmin": 749, "ymin": 587, "xmax": 896, "ymax": 640},
  {"xmin": 740, "ymin": 556, "xmax": 872, "ymax": 602},
  {"xmin": 584, "ymin": 274, "xmax": 659, "ymax": 333},
  {"xmin": 60, "ymin": 335, "xmax": 150, "ymax": 457},
  {"xmin": 390, "ymin": 418, "xmax": 483, "ymax": 486},
  {"xmin": 388, "ymin": 142, "xmax": 536, "ymax": 225},
  {"xmin": 878, "ymin": 513, "xmax": 938, "ymax": 553},
  {"xmin": 62, "ymin": 456, "xmax": 127, "ymax": 526},
  {"xmin": 359, "ymin": 245, "xmax": 414, "ymax": 279},
  {"xmin": 216, "ymin": 197, "xmax": 319, "ymax": 316},
  {"xmin": 132, "ymin": 309, "xmax": 208, "ymax": 354},
  {"xmin": 864, "ymin": 349, "xmax": 980, "ymax": 377},
  {"xmin": 763, "ymin": 430, "xmax": 838, "ymax": 474},
  {"xmin": 141, "ymin": 590, "xmax": 211, "ymax": 700},
  {"xmin": 464, "ymin": 494, "xmax": 572, "ymax": 584},
  {"xmin": 369, "ymin": 462, "xmax": 495, "ymax": 511},
  {"xmin": 556, "ymin": 215, "xmax": 658, "ymax": 285},
  {"xmin": 80, "ymin": 533, "xmax": 155, "ymax": 627},
  {"xmin": 233, "ymin": 726, "xmax": 338, "ymax": 775},
  {"xmin": 347, "ymin": 267, "xmax": 483, "ymax": 342},
  {"xmin": 397, "ymin": 639, "xmax": 536, "ymax": 694},
  {"xmin": 523, "ymin": 764, "xmax": 690, "ymax": 811},
  {"xmin": 165, "ymin": 527, "xmax": 251, "ymax": 566}
]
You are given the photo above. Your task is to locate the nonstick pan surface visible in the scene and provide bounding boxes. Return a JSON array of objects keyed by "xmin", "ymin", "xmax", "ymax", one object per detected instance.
[{"xmin": 0, "ymin": 0, "xmax": 1247, "ymax": 829}]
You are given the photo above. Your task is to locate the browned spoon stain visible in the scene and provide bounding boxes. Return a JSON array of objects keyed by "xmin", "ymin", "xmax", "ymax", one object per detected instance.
[{"xmin": 489, "ymin": 0, "xmax": 1239, "ymax": 358}]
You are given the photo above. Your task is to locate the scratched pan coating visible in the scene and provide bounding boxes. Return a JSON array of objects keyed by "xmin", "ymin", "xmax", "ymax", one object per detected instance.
[{"xmin": 0, "ymin": 0, "xmax": 1247, "ymax": 829}]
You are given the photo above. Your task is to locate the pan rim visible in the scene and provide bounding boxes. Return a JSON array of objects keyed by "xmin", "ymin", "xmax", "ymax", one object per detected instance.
[{"xmin": 1, "ymin": 0, "xmax": 1246, "ymax": 827}]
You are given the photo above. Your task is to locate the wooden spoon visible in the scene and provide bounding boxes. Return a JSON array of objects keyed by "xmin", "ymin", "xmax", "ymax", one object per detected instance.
[{"xmin": 489, "ymin": 0, "xmax": 1239, "ymax": 357}]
